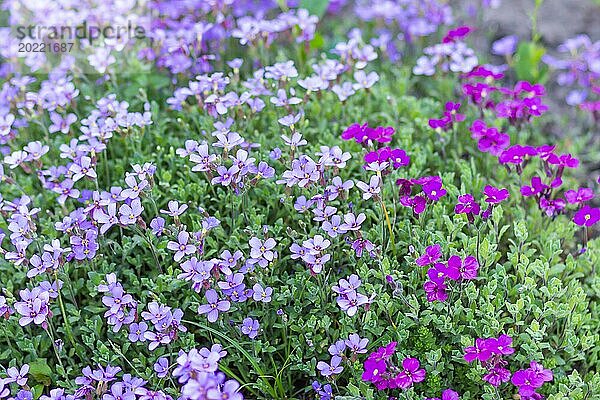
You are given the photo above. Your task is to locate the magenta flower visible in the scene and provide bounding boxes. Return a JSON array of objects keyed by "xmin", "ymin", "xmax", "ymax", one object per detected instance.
[
  {"xmin": 528, "ymin": 361, "xmax": 553, "ymax": 383},
  {"xmin": 416, "ymin": 244, "xmax": 442, "ymax": 266},
  {"xmin": 394, "ymin": 357, "xmax": 426, "ymax": 389},
  {"xmin": 428, "ymin": 262, "xmax": 459, "ymax": 282},
  {"xmin": 369, "ymin": 126, "xmax": 395, "ymax": 143},
  {"xmin": 511, "ymin": 370, "xmax": 542, "ymax": 397},
  {"xmin": 565, "ymin": 187, "xmax": 594, "ymax": 204},
  {"xmin": 485, "ymin": 334, "xmax": 514, "ymax": 355},
  {"xmin": 422, "ymin": 179, "xmax": 447, "ymax": 201},
  {"xmin": 483, "ymin": 367, "xmax": 511, "ymax": 387},
  {"xmin": 428, "ymin": 388, "xmax": 460, "ymax": 400},
  {"xmin": 573, "ymin": 205, "xmax": 600, "ymax": 227},
  {"xmin": 362, "ymin": 357, "xmax": 386, "ymax": 383},
  {"xmin": 483, "ymin": 185, "xmax": 510, "ymax": 204},
  {"xmin": 464, "ymin": 338, "xmax": 492, "ymax": 362},
  {"xmin": 520, "ymin": 176, "xmax": 549, "ymax": 197},
  {"xmin": 429, "ymin": 115, "xmax": 452, "ymax": 131},
  {"xmin": 540, "ymin": 197, "xmax": 566, "ymax": 217},
  {"xmin": 197, "ymin": 289, "xmax": 230, "ymax": 323},
  {"xmin": 447, "ymin": 255, "xmax": 479, "ymax": 280},
  {"xmin": 423, "ymin": 279, "xmax": 448, "ymax": 302},
  {"xmin": 454, "ymin": 194, "xmax": 480, "ymax": 216}
]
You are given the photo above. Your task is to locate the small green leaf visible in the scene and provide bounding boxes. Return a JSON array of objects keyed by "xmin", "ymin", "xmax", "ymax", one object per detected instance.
[{"xmin": 300, "ymin": 0, "xmax": 330, "ymax": 17}]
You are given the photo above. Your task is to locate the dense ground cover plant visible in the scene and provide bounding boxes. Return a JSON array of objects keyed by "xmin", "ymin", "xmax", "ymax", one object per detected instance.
[{"xmin": 0, "ymin": 0, "xmax": 599, "ymax": 399}]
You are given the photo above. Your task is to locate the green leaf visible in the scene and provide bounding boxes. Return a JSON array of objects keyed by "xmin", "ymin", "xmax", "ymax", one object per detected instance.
[
  {"xmin": 28, "ymin": 359, "xmax": 53, "ymax": 386},
  {"xmin": 299, "ymin": 0, "xmax": 330, "ymax": 17},
  {"xmin": 309, "ymin": 32, "xmax": 325, "ymax": 50},
  {"xmin": 514, "ymin": 41, "xmax": 548, "ymax": 83}
]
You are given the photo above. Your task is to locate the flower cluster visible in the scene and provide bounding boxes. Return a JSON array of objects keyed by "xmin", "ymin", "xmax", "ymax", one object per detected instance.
[
  {"xmin": 511, "ymin": 361, "xmax": 554, "ymax": 399},
  {"xmin": 397, "ymin": 175, "xmax": 447, "ymax": 215},
  {"xmin": 420, "ymin": 248, "xmax": 480, "ymax": 303},
  {"xmin": 362, "ymin": 342, "xmax": 426, "ymax": 391},
  {"xmin": 428, "ymin": 102, "xmax": 466, "ymax": 132},
  {"xmin": 464, "ymin": 334, "xmax": 514, "ymax": 387},
  {"xmin": 543, "ymin": 35, "xmax": 599, "ymax": 106},
  {"xmin": 413, "ymin": 26, "xmax": 478, "ymax": 76},
  {"xmin": 332, "ymin": 274, "xmax": 373, "ymax": 316}
]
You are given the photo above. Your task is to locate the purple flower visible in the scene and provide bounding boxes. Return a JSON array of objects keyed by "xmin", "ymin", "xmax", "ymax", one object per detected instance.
[
  {"xmin": 119, "ymin": 199, "xmax": 143, "ymax": 225},
  {"xmin": 160, "ymin": 200, "xmax": 188, "ymax": 217},
  {"xmin": 6, "ymin": 364, "xmax": 29, "ymax": 386},
  {"xmin": 317, "ymin": 355, "xmax": 344, "ymax": 377},
  {"xmin": 154, "ymin": 357, "xmax": 169, "ymax": 378},
  {"xmin": 464, "ymin": 338, "xmax": 492, "ymax": 362},
  {"xmin": 336, "ymin": 289, "xmax": 369, "ymax": 316},
  {"xmin": 240, "ymin": 317, "xmax": 259, "ymax": 339},
  {"xmin": 483, "ymin": 185, "xmax": 510, "ymax": 204},
  {"xmin": 71, "ymin": 156, "xmax": 97, "ymax": 181},
  {"xmin": 248, "ymin": 237, "xmax": 277, "ymax": 267},
  {"xmin": 252, "ymin": 284, "xmax": 272, "ymax": 303},
  {"xmin": 128, "ymin": 322, "xmax": 148, "ymax": 342},
  {"xmin": 345, "ymin": 333, "xmax": 369, "ymax": 354},
  {"xmin": 483, "ymin": 367, "xmax": 511, "ymax": 387},
  {"xmin": 356, "ymin": 175, "xmax": 381, "ymax": 200},
  {"xmin": 121, "ymin": 175, "xmax": 148, "ymax": 199},
  {"xmin": 353, "ymin": 70, "xmax": 379, "ymax": 90},
  {"xmin": 167, "ymin": 231, "xmax": 196, "ymax": 262},
  {"xmin": 211, "ymin": 165, "xmax": 239, "ymax": 187},
  {"xmin": 573, "ymin": 205, "xmax": 600, "ymax": 227},
  {"xmin": 197, "ymin": 289, "xmax": 230, "ymax": 323},
  {"xmin": 395, "ymin": 357, "xmax": 426, "ymax": 389},
  {"xmin": 70, "ymin": 230, "xmax": 99, "ymax": 260},
  {"xmin": 103, "ymin": 383, "xmax": 135, "ymax": 400},
  {"xmin": 48, "ymin": 112, "xmax": 77, "ymax": 134},
  {"xmin": 492, "ymin": 35, "xmax": 518, "ymax": 56},
  {"xmin": 454, "ymin": 194, "xmax": 481, "ymax": 216},
  {"xmin": 416, "ymin": 244, "xmax": 442, "ymax": 266},
  {"xmin": 150, "ymin": 217, "xmax": 165, "ymax": 236},
  {"xmin": 328, "ymin": 340, "xmax": 346, "ymax": 356},
  {"xmin": 565, "ymin": 187, "xmax": 594, "ymax": 204},
  {"xmin": 206, "ymin": 379, "xmax": 243, "ymax": 400}
]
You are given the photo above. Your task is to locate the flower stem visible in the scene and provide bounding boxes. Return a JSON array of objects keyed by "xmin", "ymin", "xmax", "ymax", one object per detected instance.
[
  {"xmin": 55, "ymin": 270, "xmax": 79, "ymax": 356},
  {"xmin": 380, "ymin": 199, "xmax": 396, "ymax": 254}
]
